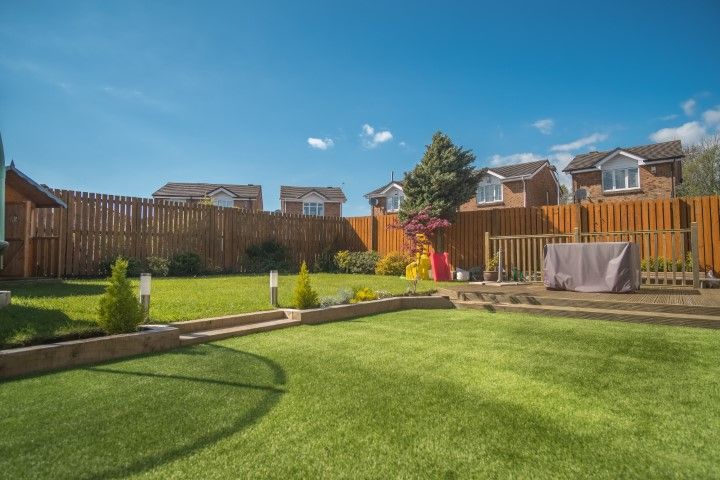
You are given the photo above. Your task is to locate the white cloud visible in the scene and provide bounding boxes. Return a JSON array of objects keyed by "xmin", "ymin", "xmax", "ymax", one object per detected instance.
[
  {"xmin": 307, "ymin": 137, "xmax": 334, "ymax": 150},
  {"xmin": 649, "ymin": 121, "xmax": 706, "ymax": 146},
  {"xmin": 532, "ymin": 118, "xmax": 554, "ymax": 135},
  {"xmin": 682, "ymin": 98, "xmax": 697, "ymax": 116},
  {"xmin": 660, "ymin": 114, "xmax": 679, "ymax": 121},
  {"xmin": 361, "ymin": 123, "xmax": 393, "ymax": 148},
  {"xmin": 702, "ymin": 106, "xmax": 720, "ymax": 126},
  {"xmin": 550, "ymin": 133, "xmax": 608, "ymax": 152}
]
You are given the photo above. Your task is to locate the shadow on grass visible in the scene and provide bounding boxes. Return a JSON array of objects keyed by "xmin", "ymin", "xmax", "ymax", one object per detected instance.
[
  {"xmin": 0, "ymin": 304, "xmax": 101, "ymax": 349},
  {"xmin": 0, "ymin": 280, "xmax": 107, "ymax": 299},
  {"xmin": 78, "ymin": 344, "xmax": 287, "ymax": 480}
]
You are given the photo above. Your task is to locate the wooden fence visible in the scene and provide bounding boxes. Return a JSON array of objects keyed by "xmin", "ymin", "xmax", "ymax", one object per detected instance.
[
  {"xmin": 22, "ymin": 190, "xmax": 720, "ymax": 278},
  {"xmin": 29, "ymin": 190, "xmax": 366, "ymax": 277},
  {"xmin": 348, "ymin": 195, "xmax": 720, "ymax": 273}
]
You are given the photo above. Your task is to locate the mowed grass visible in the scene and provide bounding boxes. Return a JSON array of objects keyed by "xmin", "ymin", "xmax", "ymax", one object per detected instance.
[
  {"xmin": 0, "ymin": 274, "xmax": 443, "ymax": 348},
  {"xmin": 1, "ymin": 309, "xmax": 719, "ymax": 479}
]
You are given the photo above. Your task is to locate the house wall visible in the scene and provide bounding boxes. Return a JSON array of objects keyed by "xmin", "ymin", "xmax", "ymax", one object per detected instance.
[
  {"xmin": 154, "ymin": 196, "xmax": 262, "ymax": 211},
  {"xmin": 572, "ymin": 162, "xmax": 677, "ymax": 202},
  {"xmin": 459, "ymin": 167, "xmax": 558, "ymax": 211},
  {"xmin": 283, "ymin": 200, "xmax": 342, "ymax": 217}
]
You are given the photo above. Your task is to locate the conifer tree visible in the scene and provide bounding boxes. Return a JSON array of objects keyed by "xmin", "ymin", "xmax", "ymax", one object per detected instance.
[
  {"xmin": 292, "ymin": 261, "xmax": 319, "ymax": 309},
  {"xmin": 399, "ymin": 131, "xmax": 483, "ymax": 221},
  {"xmin": 98, "ymin": 258, "xmax": 143, "ymax": 334}
]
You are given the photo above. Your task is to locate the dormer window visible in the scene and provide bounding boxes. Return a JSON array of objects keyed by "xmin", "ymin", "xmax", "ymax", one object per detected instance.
[
  {"xmin": 303, "ymin": 202, "xmax": 324, "ymax": 216},
  {"xmin": 476, "ymin": 176, "xmax": 502, "ymax": 204},
  {"xmin": 387, "ymin": 194, "xmax": 403, "ymax": 212},
  {"xmin": 212, "ymin": 198, "xmax": 234, "ymax": 208}
]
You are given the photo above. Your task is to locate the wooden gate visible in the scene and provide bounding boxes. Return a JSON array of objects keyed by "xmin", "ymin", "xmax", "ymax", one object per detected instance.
[{"xmin": 1, "ymin": 202, "xmax": 32, "ymax": 277}]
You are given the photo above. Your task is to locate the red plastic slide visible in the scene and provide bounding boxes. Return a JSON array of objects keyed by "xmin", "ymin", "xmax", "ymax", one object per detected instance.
[{"xmin": 430, "ymin": 252, "xmax": 452, "ymax": 281}]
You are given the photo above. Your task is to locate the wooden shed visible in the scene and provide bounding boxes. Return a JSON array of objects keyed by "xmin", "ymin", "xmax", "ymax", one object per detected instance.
[{"xmin": 2, "ymin": 163, "xmax": 66, "ymax": 278}]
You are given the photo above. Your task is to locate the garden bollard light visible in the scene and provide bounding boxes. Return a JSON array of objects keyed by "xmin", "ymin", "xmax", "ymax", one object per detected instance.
[
  {"xmin": 140, "ymin": 273, "xmax": 151, "ymax": 321},
  {"xmin": 269, "ymin": 270, "xmax": 278, "ymax": 307}
]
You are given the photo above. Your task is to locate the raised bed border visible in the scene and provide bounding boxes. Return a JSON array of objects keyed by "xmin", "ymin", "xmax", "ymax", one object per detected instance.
[{"xmin": 0, "ymin": 295, "xmax": 453, "ymax": 380}]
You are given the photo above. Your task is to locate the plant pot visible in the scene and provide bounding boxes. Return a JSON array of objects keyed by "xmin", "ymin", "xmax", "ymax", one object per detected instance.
[{"xmin": 483, "ymin": 271, "xmax": 498, "ymax": 282}]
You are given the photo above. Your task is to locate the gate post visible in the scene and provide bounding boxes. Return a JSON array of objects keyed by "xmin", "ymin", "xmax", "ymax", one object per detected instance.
[
  {"xmin": 691, "ymin": 222, "xmax": 700, "ymax": 288},
  {"xmin": 484, "ymin": 231, "xmax": 490, "ymax": 268},
  {"xmin": 573, "ymin": 227, "xmax": 580, "ymax": 243}
]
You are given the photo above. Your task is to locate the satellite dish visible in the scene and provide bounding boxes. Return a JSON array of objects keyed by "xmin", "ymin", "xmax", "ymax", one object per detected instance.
[
  {"xmin": 369, "ymin": 198, "xmax": 379, "ymax": 206},
  {"xmin": 574, "ymin": 188, "xmax": 587, "ymax": 202}
]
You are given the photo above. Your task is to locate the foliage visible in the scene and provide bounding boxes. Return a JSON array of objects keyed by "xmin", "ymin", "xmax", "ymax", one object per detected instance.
[
  {"xmin": 146, "ymin": 256, "xmax": 170, "ymax": 277},
  {"xmin": 292, "ymin": 262, "xmax": 319, "ymax": 309},
  {"xmin": 350, "ymin": 287, "xmax": 378, "ymax": 303},
  {"xmin": 313, "ymin": 244, "xmax": 340, "ymax": 273},
  {"xmin": 486, "ymin": 252, "xmax": 500, "ymax": 272},
  {"xmin": 375, "ymin": 251, "xmax": 413, "ymax": 276},
  {"xmin": 399, "ymin": 131, "xmax": 483, "ymax": 221},
  {"xmin": 641, "ymin": 254, "xmax": 693, "ymax": 272},
  {"xmin": 318, "ymin": 287, "xmax": 354, "ymax": 307},
  {"xmin": 559, "ymin": 184, "xmax": 572, "ymax": 204},
  {"xmin": 333, "ymin": 250, "xmax": 351, "ymax": 273},
  {"xmin": 169, "ymin": 252, "xmax": 202, "ymax": 276},
  {"xmin": 97, "ymin": 258, "xmax": 143, "ymax": 334},
  {"xmin": 244, "ymin": 240, "xmax": 290, "ymax": 273},
  {"xmin": 678, "ymin": 134, "xmax": 720, "ymax": 197},
  {"xmin": 346, "ymin": 251, "xmax": 381, "ymax": 274},
  {"xmin": 98, "ymin": 256, "xmax": 144, "ymax": 277},
  {"xmin": 393, "ymin": 207, "xmax": 451, "ymax": 255}
]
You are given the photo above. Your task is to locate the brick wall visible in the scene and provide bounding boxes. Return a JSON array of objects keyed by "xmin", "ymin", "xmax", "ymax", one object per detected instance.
[
  {"xmin": 371, "ymin": 197, "xmax": 387, "ymax": 216},
  {"xmin": 572, "ymin": 163, "xmax": 677, "ymax": 203},
  {"xmin": 459, "ymin": 168, "xmax": 558, "ymax": 210},
  {"xmin": 282, "ymin": 200, "xmax": 342, "ymax": 217}
]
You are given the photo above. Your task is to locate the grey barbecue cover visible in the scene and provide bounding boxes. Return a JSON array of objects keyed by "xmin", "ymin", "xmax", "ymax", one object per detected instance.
[{"xmin": 543, "ymin": 242, "xmax": 640, "ymax": 293}]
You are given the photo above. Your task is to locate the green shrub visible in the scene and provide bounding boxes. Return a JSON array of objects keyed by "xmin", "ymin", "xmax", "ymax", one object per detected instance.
[
  {"xmin": 146, "ymin": 256, "xmax": 170, "ymax": 277},
  {"xmin": 313, "ymin": 245, "xmax": 340, "ymax": 273},
  {"xmin": 334, "ymin": 250, "xmax": 351, "ymax": 273},
  {"xmin": 641, "ymin": 254, "xmax": 694, "ymax": 272},
  {"xmin": 245, "ymin": 240, "xmax": 290, "ymax": 273},
  {"xmin": 486, "ymin": 252, "xmax": 500, "ymax": 272},
  {"xmin": 98, "ymin": 258, "xmax": 143, "ymax": 334},
  {"xmin": 338, "ymin": 251, "xmax": 380, "ymax": 274},
  {"xmin": 169, "ymin": 252, "xmax": 202, "ymax": 276},
  {"xmin": 98, "ymin": 256, "xmax": 144, "ymax": 277},
  {"xmin": 375, "ymin": 251, "xmax": 412, "ymax": 276},
  {"xmin": 318, "ymin": 287, "xmax": 354, "ymax": 307},
  {"xmin": 350, "ymin": 287, "xmax": 378, "ymax": 304},
  {"xmin": 292, "ymin": 262, "xmax": 319, "ymax": 309}
]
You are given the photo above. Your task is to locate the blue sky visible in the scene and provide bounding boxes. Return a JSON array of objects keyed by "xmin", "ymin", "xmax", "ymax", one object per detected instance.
[{"xmin": 1, "ymin": 1, "xmax": 719, "ymax": 215}]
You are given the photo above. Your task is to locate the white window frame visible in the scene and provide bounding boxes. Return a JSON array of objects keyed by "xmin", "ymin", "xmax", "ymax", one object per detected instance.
[
  {"xmin": 303, "ymin": 202, "xmax": 324, "ymax": 216},
  {"xmin": 386, "ymin": 194, "xmax": 403, "ymax": 212},
  {"xmin": 602, "ymin": 167, "xmax": 640, "ymax": 192},
  {"xmin": 212, "ymin": 198, "xmax": 234, "ymax": 208},
  {"xmin": 476, "ymin": 183, "xmax": 502, "ymax": 204}
]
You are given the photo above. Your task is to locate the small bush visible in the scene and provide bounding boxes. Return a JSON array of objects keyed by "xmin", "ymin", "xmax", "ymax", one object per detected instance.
[
  {"xmin": 337, "ymin": 251, "xmax": 380, "ymax": 274},
  {"xmin": 245, "ymin": 240, "xmax": 290, "ymax": 273},
  {"xmin": 350, "ymin": 287, "xmax": 378, "ymax": 304},
  {"xmin": 146, "ymin": 256, "xmax": 170, "ymax": 277},
  {"xmin": 375, "ymin": 251, "xmax": 412, "ymax": 276},
  {"xmin": 486, "ymin": 252, "xmax": 500, "ymax": 272},
  {"xmin": 319, "ymin": 287, "xmax": 354, "ymax": 307},
  {"xmin": 292, "ymin": 261, "xmax": 319, "ymax": 309},
  {"xmin": 169, "ymin": 252, "xmax": 202, "ymax": 276},
  {"xmin": 98, "ymin": 258, "xmax": 143, "ymax": 334},
  {"xmin": 98, "ymin": 256, "xmax": 144, "ymax": 277},
  {"xmin": 313, "ymin": 245, "xmax": 340, "ymax": 273},
  {"xmin": 334, "ymin": 250, "xmax": 351, "ymax": 273},
  {"xmin": 641, "ymin": 253, "xmax": 694, "ymax": 272}
]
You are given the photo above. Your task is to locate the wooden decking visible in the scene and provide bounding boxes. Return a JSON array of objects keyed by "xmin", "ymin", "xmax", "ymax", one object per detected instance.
[{"xmin": 438, "ymin": 283, "xmax": 720, "ymax": 328}]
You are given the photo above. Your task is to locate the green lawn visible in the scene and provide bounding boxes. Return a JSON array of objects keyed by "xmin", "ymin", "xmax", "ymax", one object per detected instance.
[
  {"xmin": 0, "ymin": 274, "xmax": 443, "ymax": 348},
  {"xmin": 1, "ymin": 309, "xmax": 718, "ymax": 479}
]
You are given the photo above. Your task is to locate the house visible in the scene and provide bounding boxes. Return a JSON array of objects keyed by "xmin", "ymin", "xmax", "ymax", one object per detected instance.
[
  {"xmin": 151, "ymin": 183, "xmax": 263, "ymax": 210},
  {"xmin": 563, "ymin": 140, "xmax": 684, "ymax": 202},
  {"xmin": 279, "ymin": 186, "xmax": 346, "ymax": 217},
  {"xmin": 459, "ymin": 159, "xmax": 559, "ymax": 210},
  {"xmin": 364, "ymin": 179, "xmax": 404, "ymax": 215},
  {"xmin": 2, "ymin": 162, "xmax": 67, "ymax": 278}
]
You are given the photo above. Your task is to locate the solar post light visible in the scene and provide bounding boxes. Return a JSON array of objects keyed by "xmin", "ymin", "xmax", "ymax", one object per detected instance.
[
  {"xmin": 139, "ymin": 273, "xmax": 151, "ymax": 321},
  {"xmin": 269, "ymin": 270, "xmax": 278, "ymax": 307}
]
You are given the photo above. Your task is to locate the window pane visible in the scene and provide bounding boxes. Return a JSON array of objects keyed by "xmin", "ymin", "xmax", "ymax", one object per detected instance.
[
  {"xmin": 602, "ymin": 170, "xmax": 614, "ymax": 190},
  {"xmin": 627, "ymin": 168, "xmax": 639, "ymax": 188},
  {"xmin": 615, "ymin": 169, "xmax": 626, "ymax": 189},
  {"xmin": 494, "ymin": 185, "xmax": 501, "ymax": 202},
  {"xmin": 477, "ymin": 186, "xmax": 485, "ymax": 203},
  {"xmin": 317, "ymin": 204, "xmax": 324, "ymax": 216}
]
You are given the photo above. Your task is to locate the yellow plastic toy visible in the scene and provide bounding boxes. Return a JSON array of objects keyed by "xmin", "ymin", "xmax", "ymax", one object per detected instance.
[{"xmin": 405, "ymin": 234, "xmax": 432, "ymax": 280}]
